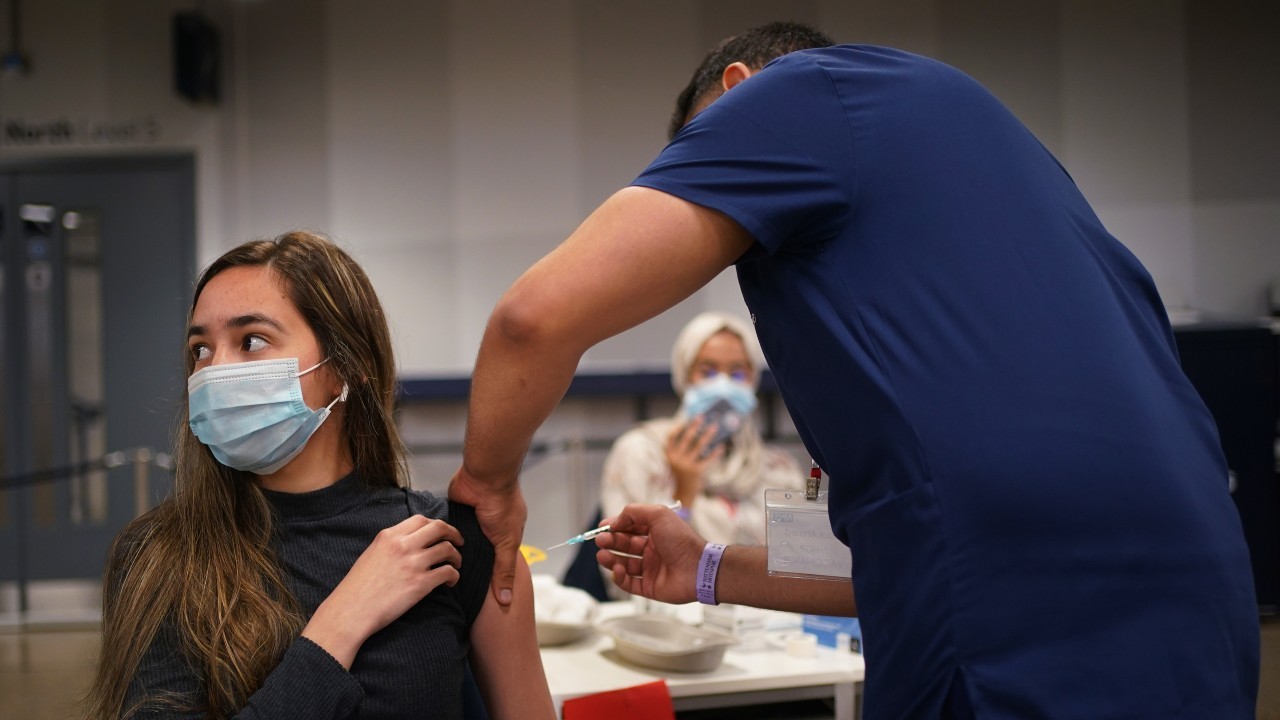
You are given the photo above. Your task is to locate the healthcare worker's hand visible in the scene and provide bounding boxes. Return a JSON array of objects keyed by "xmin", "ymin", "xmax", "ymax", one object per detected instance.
[
  {"xmin": 595, "ymin": 503, "xmax": 706, "ymax": 604},
  {"xmin": 304, "ymin": 514, "xmax": 464, "ymax": 669},
  {"xmin": 449, "ymin": 465, "xmax": 528, "ymax": 607},
  {"xmin": 665, "ymin": 416, "xmax": 724, "ymax": 509}
]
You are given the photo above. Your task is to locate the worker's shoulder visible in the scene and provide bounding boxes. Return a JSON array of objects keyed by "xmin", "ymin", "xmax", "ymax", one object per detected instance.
[
  {"xmin": 768, "ymin": 44, "xmax": 932, "ymax": 71},
  {"xmin": 768, "ymin": 44, "xmax": 976, "ymax": 92}
]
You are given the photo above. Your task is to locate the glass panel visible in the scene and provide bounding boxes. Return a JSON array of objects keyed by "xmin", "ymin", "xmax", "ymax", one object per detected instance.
[
  {"xmin": 63, "ymin": 209, "xmax": 107, "ymax": 525},
  {"xmin": 23, "ymin": 205, "xmax": 57, "ymax": 529},
  {"xmin": 0, "ymin": 202, "xmax": 6, "ymax": 529}
]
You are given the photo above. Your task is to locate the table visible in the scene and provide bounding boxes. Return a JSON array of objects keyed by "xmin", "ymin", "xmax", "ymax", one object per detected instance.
[{"xmin": 541, "ymin": 602, "xmax": 864, "ymax": 719}]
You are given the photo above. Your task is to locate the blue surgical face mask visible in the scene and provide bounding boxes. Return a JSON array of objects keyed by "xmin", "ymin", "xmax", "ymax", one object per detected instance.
[
  {"xmin": 188, "ymin": 357, "xmax": 349, "ymax": 475},
  {"xmin": 680, "ymin": 374, "xmax": 758, "ymax": 419}
]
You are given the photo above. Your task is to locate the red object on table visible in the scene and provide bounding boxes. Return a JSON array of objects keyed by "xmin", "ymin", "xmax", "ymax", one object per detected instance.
[{"xmin": 561, "ymin": 679, "xmax": 675, "ymax": 720}]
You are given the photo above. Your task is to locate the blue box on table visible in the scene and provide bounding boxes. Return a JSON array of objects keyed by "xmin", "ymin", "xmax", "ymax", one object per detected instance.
[{"xmin": 802, "ymin": 615, "xmax": 861, "ymax": 653}]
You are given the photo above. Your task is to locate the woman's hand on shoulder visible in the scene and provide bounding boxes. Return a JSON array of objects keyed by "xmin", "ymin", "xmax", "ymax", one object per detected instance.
[{"xmin": 302, "ymin": 515, "xmax": 464, "ymax": 669}]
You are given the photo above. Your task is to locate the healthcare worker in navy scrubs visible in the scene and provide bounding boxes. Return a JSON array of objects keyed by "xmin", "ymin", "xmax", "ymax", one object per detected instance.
[{"xmin": 449, "ymin": 21, "xmax": 1260, "ymax": 719}]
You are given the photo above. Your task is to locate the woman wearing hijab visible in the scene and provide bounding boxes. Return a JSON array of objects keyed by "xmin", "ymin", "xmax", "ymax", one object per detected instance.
[{"xmin": 600, "ymin": 312, "xmax": 803, "ymax": 546}]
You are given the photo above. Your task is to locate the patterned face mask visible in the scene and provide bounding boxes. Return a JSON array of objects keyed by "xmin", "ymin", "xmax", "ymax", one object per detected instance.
[{"xmin": 680, "ymin": 374, "xmax": 758, "ymax": 419}]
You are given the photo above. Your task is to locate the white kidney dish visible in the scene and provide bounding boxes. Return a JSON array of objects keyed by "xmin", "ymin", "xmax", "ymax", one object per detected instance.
[
  {"xmin": 532, "ymin": 574, "xmax": 600, "ymax": 646},
  {"xmin": 596, "ymin": 614, "xmax": 738, "ymax": 672}
]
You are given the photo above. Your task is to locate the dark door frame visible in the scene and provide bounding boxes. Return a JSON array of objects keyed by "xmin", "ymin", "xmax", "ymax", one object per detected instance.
[{"xmin": 1, "ymin": 152, "xmax": 196, "ymax": 615}]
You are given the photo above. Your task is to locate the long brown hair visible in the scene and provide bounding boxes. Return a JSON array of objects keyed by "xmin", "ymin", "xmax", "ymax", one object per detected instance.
[{"xmin": 85, "ymin": 231, "xmax": 407, "ymax": 718}]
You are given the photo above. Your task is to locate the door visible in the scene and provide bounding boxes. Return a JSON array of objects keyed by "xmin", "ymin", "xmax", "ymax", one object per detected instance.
[{"xmin": 0, "ymin": 156, "xmax": 195, "ymax": 613}]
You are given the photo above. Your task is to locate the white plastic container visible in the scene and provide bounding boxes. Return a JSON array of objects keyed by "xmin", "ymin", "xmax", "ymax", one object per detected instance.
[{"xmin": 596, "ymin": 614, "xmax": 738, "ymax": 672}]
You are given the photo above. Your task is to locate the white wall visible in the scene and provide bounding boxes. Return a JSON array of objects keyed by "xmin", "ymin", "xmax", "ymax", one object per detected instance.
[
  {"xmin": 4, "ymin": 0, "xmax": 1276, "ymax": 579},
  {"xmin": 3, "ymin": 0, "xmax": 1275, "ymax": 375},
  {"xmin": 1059, "ymin": 0, "xmax": 1197, "ymax": 308}
]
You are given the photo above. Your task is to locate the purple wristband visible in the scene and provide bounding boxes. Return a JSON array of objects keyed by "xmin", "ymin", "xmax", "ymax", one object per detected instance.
[{"xmin": 696, "ymin": 543, "xmax": 727, "ymax": 605}]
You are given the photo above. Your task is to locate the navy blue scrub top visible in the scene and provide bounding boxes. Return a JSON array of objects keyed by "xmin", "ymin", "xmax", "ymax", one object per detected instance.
[{"xmin": 634, "ymin": 45, "xmax": 1259, "ymax": 719}]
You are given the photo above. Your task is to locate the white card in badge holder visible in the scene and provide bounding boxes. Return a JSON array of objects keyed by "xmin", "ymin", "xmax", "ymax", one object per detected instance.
[{"xmin": 765, "ymin": 488, "xmax": 852, "ymax": 581}]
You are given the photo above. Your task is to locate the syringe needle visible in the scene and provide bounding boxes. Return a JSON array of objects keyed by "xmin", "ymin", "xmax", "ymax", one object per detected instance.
[{"xmin": 546, "ymin": 500, "xmax": 681, "ymax": 550}]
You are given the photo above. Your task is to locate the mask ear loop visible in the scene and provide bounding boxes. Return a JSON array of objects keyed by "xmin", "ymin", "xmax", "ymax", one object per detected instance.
[
  {"xmin": 296, "ymin": 357, "xmax": 330, "ymax": 377},
  {"xmin": 299, "ymin": 358, "xmax": 347, "ymax": 411},
  {"xmin": 324, "ymin": 383, "xmax": 350, "ymax": 411}
]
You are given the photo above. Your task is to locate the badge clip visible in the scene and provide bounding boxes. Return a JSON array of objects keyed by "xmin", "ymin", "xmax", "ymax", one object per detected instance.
[{"xmin": 805, "ymin": 460, "xmax": 821, "ymax": 501}]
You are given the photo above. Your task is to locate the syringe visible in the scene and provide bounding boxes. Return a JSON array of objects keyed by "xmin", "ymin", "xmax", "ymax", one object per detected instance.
[{"xmin": 545, "ymin": 500, "xmax": 682, "ymax": 550}]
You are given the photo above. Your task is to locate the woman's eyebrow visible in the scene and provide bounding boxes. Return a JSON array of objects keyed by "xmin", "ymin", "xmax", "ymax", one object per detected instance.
[
  {"xmin": 227, "ymin": 313, "xmax": 285, "ymax": 332},
  {"xmin": 187, "ymin": 313, "xmax": 285, "ymax": 339}
]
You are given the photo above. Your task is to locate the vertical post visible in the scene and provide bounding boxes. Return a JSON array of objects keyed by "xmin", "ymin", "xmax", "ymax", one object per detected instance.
[
  {"xmin": 133, "ymin": 447, "xmax": 153, "ymax": 517},
  {"xmin": 15, "ymin": 483, "xmax": 28, "ymax": 617},
  {"xmin": 568, "ymin": 435, "xmax": 587, "ymax": 532}
]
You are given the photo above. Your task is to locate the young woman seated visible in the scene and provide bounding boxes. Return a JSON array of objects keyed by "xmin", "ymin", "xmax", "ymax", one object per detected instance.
[{"xmin": 86, "ymin": 232, "xmax": 553, "ymax": 720}]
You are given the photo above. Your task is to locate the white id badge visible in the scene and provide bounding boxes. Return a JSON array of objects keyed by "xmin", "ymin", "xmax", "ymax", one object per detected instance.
[{"xmin": 765, "ymin": 488, "xmax": 852, "ymax": 581}]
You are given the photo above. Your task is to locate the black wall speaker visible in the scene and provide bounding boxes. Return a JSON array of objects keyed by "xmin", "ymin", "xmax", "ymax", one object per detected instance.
[{"xmin": 173, "ymin": 12, "xmax": 219, "ymax": 104}]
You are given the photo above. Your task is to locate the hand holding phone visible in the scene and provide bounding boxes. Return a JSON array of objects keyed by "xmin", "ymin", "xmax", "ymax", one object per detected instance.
[{"xmin": 697, "ymin": 398, "xmax": 743, "ymax": 459}]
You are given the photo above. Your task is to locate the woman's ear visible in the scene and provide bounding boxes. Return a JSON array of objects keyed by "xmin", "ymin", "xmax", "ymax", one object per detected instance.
[
  {"xmin": 721, "ymin": 62, "xmax": 754, "ymax": 92},
  {"xmin": 327, "ymin": 368, "xmax": 348, "ymax": 403}
]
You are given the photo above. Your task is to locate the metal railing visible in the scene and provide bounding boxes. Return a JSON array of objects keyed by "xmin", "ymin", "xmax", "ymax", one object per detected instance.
[
  {"xmin": 0, "ymin": 447, "xmax": 173, "ymax": 516},
  {"xmin": 0, "ymin": 448, "xmax": 173, "ymax": 623}
]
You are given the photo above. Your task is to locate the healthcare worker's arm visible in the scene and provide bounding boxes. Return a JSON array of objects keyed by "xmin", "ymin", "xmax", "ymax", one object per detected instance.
[
  {"xmin": 449, "ymin": 186, "xmax": 754, "ymax": 605},
  {"xmin": 596, "ymin": 503, "xmax": 857, "ymax": 617},
  {"xmin": 469, "ymin": 557, "xmax": 554, "ymax": 720}
]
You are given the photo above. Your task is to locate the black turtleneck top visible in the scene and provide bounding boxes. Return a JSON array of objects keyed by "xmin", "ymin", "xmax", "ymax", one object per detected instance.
[{"xmin": 119, "ymin": 473, "xmax": 493, "ymax": 719}]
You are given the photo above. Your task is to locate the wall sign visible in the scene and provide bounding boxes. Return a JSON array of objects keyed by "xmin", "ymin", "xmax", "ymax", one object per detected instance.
[{"xmin": 1, "ymin": 116, "xmax": 161, "ymax": 147}]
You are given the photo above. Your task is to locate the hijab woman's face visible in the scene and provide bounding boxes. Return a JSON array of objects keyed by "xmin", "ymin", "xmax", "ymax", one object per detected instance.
[{"xmin": 688, "ymin": 330, "xmax": 754, "ymax": 386}]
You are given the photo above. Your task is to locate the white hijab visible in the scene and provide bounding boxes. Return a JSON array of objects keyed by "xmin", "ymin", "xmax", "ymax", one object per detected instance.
[{"xmin": 670, "ymin": 311, "xmax": 766, "ymax": 394}]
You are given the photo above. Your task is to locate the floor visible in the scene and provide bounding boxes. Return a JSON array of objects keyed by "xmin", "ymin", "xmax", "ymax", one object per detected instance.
[
  {"xmin": 0, "ymin": 622, "xmax": 100, "ymax": 720},
  {"xmin": 2, "ymin": 617, "xmax": 1278, "ymax": 719}
]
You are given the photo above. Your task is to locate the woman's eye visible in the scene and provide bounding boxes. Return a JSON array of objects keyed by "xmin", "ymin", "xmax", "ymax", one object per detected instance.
[
  {"xmin": 191, "ymin": 345, "xmax": 211, "ymax": 361},
  {"xmin": 730, "ymin": 370, "xmax": 748, "ymax": 381},
  {"xmin": 244, "ymin": 335, "xmax": 267, "ymax": 352}
]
